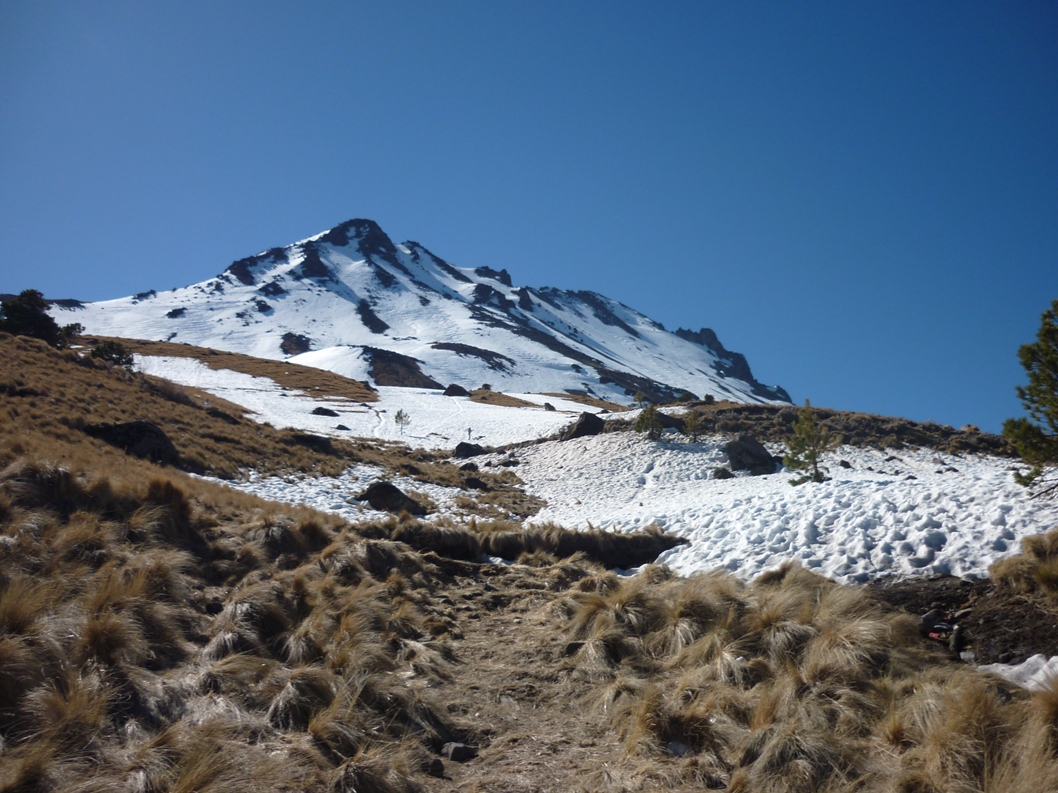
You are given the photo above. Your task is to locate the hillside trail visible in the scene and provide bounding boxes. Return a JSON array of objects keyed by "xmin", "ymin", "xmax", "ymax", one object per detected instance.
[{"xmin": 426, "ymin": 560, "xmax": 657, "ymax": 793}]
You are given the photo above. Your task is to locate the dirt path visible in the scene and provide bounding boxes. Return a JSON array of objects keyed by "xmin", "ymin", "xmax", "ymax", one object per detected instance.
[{"xmin": 424, "ymin": 561, "xmax": 637, "ymax": 793}]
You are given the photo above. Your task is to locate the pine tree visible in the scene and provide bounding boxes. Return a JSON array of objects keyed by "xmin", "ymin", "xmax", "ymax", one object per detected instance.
[
  {"xmin": 0, "ymin": 289, "xmax": 82, "ymax": 348},
  {"xmin": 635, "ymin": 404, "xmax": 664, "ymax": 440},
  {"xmin": 783, "ymin": 399, "xmax": 840, "ymax": 485},
  {"xmin": 681, "ymin": 410, "xmax": 703, "ymax": 443},
  {"xmin": 1003, "ymin": 299, "xmax": 1058, "ymax": 498},
  {"xmin": 394, "ymin": 409, "xmax": 411, "ymax": 436}
]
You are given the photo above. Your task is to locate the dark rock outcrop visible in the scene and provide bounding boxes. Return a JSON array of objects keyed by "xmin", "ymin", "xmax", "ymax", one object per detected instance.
[
  {"xmin": 562, "ymin": 412, "xmax": 605, "ymax": 441},
  {"xmin": 443, "ymin": 383, "xmax": 471, "ymax": 397},
  {"xmin": 453, "ymin": 442, "xmax": 486, "ymax": 458},
  {"xmin": 724, "ymin": 434, "xmax": 779, "ymax": 476},
  {"xmin": 356, "ymin": 482, "xmax": 426, "ymax": 516},
  {"xmin": 311, "ymin": 406, "xmax": 339, "ymax": 417},
  {"xmin": 84, "ymin": 421, "xmax": 178, "ymax": 465}
]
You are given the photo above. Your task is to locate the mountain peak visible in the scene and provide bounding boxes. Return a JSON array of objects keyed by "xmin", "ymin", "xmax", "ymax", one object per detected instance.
[{"xmin": 59, "ymin": 221, "xmax": 790, "ymax": 406}]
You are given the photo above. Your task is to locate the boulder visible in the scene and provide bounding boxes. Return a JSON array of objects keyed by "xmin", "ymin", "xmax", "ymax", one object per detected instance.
[
  {"xmin": 723, "ymin": 434, "xmax": 779, "ymax": 476},
  {"xmin": 441, "ymin": 743, "xmax": 478, "ymax": 762},
  {"xmin": 458, "ymin": 462, "xmax": 479, "ymax": 472},
  {"xmin": 84, "ymin": 421, "xmax": 178, "ymax": 465},
  {"xmin": 443, "ymin": 383, "xmax": 470, "ymax": 397},
  {"xmin": 453, "ymin": 441, "xmax": 485, "ymax": 458},
  {"xmin": 543, "ymin": 402, "xmax": 556, "ymax": 412},
  {"xmin": 562, "ymin": 411, "xmax": 605, "ymax": 441},
  {"xmin": 311, "ymin": 406, "xmax": 339, "ymax": 417},
  {"xmin": 713, "ymin": 467, "xmax": 734, "ymax": 480},
  {"xmin": 464, "ymin": 476, "xmax": 490, "ymax": 491},
  {"xmin": 356, "ymin": 482, "xmax": 426, "ymax": 515}
]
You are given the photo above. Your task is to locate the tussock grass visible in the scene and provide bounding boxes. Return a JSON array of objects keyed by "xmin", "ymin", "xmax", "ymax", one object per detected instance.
[
  {"xmin": 991, "ymin": 527, "xmax": 1058, "ymax": 598},
  {"xmin": 0, "ymin": 459, "xmax": 467, "ymax": 792},
  {"xmin": 385, "ymin": 516, "xmax": 685, "ymax": 569},
  {"xmin": 557, "ymin": 560, "xmax": 1058, "ymax": 791}
]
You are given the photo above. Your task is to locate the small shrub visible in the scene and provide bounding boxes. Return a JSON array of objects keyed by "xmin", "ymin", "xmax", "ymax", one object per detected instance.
[
  {"xmin": 681, "ymin": 410, "xmax": 704, "ymax": 443},
  {"xmin": 783, "ymin": 399, "xmax": 840, "ymax": 485},
  {"xmin": 634, "ymin": 405, "xmax": 664, "ymax": 441},
  {"xmin": 91, "ymin": 340, "xmax": 134, "ymax": 370}
]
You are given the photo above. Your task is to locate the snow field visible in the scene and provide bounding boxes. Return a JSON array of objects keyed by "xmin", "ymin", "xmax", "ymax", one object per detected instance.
[
  {"xmin": 494, "ymin": 431, "xmax": 1058, "ymax": 584},
  {"xmin": 134, "ymin": 355, "xmax": 598, "ymax": 448}
]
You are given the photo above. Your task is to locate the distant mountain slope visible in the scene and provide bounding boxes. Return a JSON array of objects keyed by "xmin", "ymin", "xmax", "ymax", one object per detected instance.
[{"xmin": 52, "ymin": 219, "xmax": 790, "ymax": 405}]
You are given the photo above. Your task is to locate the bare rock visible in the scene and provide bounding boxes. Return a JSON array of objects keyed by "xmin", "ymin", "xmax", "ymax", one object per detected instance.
[
  {"xmin": 84, "ymin": 421, "xmax": 178, "ymax": 465},
  {"xmin": 454, "ymin": 442, "xmax": 486, "ymax": 458},
  {"xmin": 312, "ymin": 406, "xmax": 339, "ymax": 417},
  {"xmin": 723, "ymin": 434, "xmax": 779, "ymax": 476},
  {"xmin": 562, "ymin": 411, "xmax": 605, "ymax": 440},
  {"xmin": 356, "ymin": 482, "xmax": 426, "ymax": 515},
  {"xmin": 441, "ymin": 742, "xmax": 478, "ymax": 762},
  {"xmin": 443, "ymin": 383, "xmax": 470, "ymax": 397}
]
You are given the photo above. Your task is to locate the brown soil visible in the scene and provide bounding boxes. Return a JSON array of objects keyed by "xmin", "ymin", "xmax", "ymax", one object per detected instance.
[
  {"xmin": 543, "ymin": 392, "xmax": 629, "ymax": 412},
  {"xmin": 415, "ymin": 557, "xmax": 659, "ymax": 792},
  {"xmin": 469, "ymin": 390, "xmax": 537, "ymax": 408},
  {"xmin": 868, "ymin": 575, "xmax": 1058, "ymax": 664},
  {"xmin": 87, "ymin": 335, "xmax": 378, "ymax": 402}
]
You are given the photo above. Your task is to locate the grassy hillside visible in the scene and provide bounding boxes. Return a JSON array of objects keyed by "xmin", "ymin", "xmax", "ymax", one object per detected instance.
[{"xmin": 2, "ymin": 330, "xmax": 1058, "ymax": 792}]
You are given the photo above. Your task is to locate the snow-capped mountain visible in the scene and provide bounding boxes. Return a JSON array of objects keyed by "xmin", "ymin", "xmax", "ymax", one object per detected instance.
[{"xmin": 54, "ymin": 219, "xmax": 790, "ymax": 405}]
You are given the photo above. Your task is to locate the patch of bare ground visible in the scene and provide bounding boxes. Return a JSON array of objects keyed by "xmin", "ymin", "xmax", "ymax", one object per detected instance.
[
  {"xmin": 543, "ymin": 392, "xmax": 629, "ymax": 412},
  {"xmin": 87, "ymin": 335, "xmax": 379, "ymax": 403},
  {"xmin": 468, "ymin": 390, "xmax": 537, "ymax": 408}
]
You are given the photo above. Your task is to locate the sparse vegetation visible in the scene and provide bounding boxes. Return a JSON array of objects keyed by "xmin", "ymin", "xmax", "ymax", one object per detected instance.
[
  {"xmin": 4, "ymin": 329, "xmax": 1058, "ymax": 791},
  {"xmin": 634, "ymin": 404, "xmax": 664, "ymax": 441},
  {"xmin": 1004, "ymin": 299, "xmax": 1058, "ymax": 497},
  {"xmin": 394, "ymin": 408, "xmax": 410, "ymax": 436},
  {"xmin": 680, "ymin": 409, "xmax": 703, "ymax": 442},
  {"xmin": 783, "ymin": 399, "xmax": 841, "ymax": 484},
  {"xmin": 91, "ymin": 339, "xmax": 134, "ymax": 369},
  {"xmin": 990, "ymin": 527, "xmax": 1058, "ymax": 598}
]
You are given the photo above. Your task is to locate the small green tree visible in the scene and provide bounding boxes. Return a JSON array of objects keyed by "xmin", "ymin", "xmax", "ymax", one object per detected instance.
[
  {"xmin": 783, "ymin": 399, "xmax": 840, "ymax": 485},
  {"xmin": 394, "ymin": 408, "xmax": 411, "ymax": 436},
  {"xmin": 1004, "ymin": 299, "xmax": 1058, "ymax": 498},
  {"xmin": 681, "ymin": 410, "xmax": 703, "ymax": 443},
  {"xmin": 633, "ymin": 391, "xmax": 649, "ymax": 408},
  {"xmin": 635, "ymin": 404, "xmax": 664, "ymax": 440},
  {"xmin": 0, "ymin": 289, "xmax": 82, "ymax": 348},
  {"xmin": 91, "ymin": 340, "xmax": 134, "ymax": 370}
]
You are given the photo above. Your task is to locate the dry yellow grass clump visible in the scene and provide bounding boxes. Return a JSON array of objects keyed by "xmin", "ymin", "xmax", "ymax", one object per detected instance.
[
  {"xmin": 556, "ymin": 562, "xmax": 1058, "ymax": 792},
  {"xmin": 0, "ymin": 460, "xmax": 469, "ymax": 793},
  {"xmin": 990, "ymin": 528, "xmax": 1058, "ymax": 598}
]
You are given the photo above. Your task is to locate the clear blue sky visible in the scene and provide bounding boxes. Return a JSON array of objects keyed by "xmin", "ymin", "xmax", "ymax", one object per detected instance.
[{"xmin": 2, "ymin": 2, "xmax": 1056, "ymax": 433}]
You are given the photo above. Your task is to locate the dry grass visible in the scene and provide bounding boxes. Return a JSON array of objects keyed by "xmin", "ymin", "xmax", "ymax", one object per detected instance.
[
  {"xmin": 467, "ymin": 389, "xmax": 537, "ymax": 408},
  {"xmin": 542, "ymin": 392, "xmax": 630, "ymax": 412},
  {"xmin": 555, "ymin": 560, "xmax": 1058, "ymax": 791},
  {"xmin": 87, "ymin": 335, "xmax": 378, "ymax": 403},
  {"xmin": 0, "ymin": 333, "xmax": 528, "ymax": 512},
  {"xmin": 990, "ymin": 527, "xmax": 1058, "ymax": 598},
  {"xmin": 0, "ymin": 458, "xmax": 466, "ymax": 793}
]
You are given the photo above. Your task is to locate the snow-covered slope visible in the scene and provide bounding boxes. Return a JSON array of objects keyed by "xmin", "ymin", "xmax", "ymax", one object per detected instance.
[{"xmin": 53, "ymin": 219, "xmax": 789, "ymax": 406}]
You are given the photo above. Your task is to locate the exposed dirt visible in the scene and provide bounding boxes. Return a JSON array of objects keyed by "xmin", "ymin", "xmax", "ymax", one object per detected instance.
[
  {"xmin": 468, "ymin": 390, "xmax": 537, "ymax": 408},
  {"xmin": 88, "ymin": 335, "xmax": 378, "ymax": 402},
  {"xmin": 867, "ymin": 575, "xmax": 1058, "ymax": 664},
  {"xmin": 420, "ymin": 557, "xmax": 665, "ymax": 793}
]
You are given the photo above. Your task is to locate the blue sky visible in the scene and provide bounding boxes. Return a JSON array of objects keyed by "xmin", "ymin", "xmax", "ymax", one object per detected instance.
[{"xmin": 2, "ymin": 1, "xmax": 1056, "ymax": 432}]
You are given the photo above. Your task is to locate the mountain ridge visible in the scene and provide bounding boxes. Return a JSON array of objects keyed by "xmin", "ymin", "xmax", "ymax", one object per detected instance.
[{"xmin": 50, "ymin": 218, "xmax": 791, "ymax": 405}]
